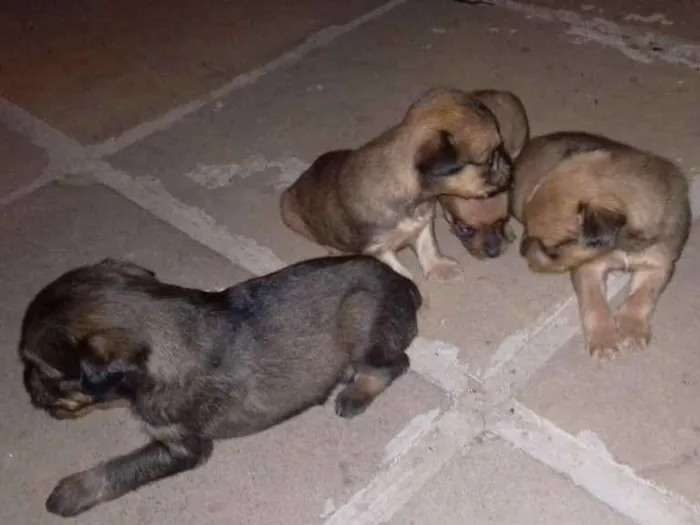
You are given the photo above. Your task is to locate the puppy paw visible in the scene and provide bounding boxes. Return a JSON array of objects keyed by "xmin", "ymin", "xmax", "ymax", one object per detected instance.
[
  {"xmin": 46, "ymin": 470, "xmax": 106, "ymax": 517},
  {"xmin": 335, "ymin": 389, "xmax": 371, "ymax": 419},
  {"xmin": 586, "ymin": 326, "xmax": 620, "ymax": 361},
  {"xmin": 615, "ymin": 312, "xmax": 651, "ymax": 350},
  {"xmin": 425, "ymin": 259, "xmax": 464, "ymax": 283}
]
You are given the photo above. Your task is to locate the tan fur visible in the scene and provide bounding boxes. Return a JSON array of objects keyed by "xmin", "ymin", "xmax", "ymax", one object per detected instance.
[
  {"xmin": 440, "ymin": 192, "xmax": 517, "ymax": 259},
  {"xmin": 511, "ymin": 131, "xmax": 691, "ymax": 360},
  {"xmin": 438, "ymin": 90, "xmax": 529, "ymax": 259},
  {"xmin": 280, "ymin": 87, "xmax": 518, "ymax": 282}
]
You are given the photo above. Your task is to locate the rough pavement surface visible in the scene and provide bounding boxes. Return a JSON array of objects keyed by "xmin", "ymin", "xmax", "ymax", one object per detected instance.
[{"xmin": 1, "ymin": 0, "xmax": 700, "ymax": 524}]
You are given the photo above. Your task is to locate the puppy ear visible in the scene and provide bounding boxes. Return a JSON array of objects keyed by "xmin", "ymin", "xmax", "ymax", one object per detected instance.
[
  {"xmin": 78, "ymin": 329, "xmax": 147, "ymax": 396},
  {"xmin": 97, "ymin": 258, "xmax": 156, "ymax": 279},
  {"xmin": 416, "ymin": 131, "xmax": 463, "ymax": 177},
  {"xmin": 578, "ymin": 202, "xmax": 627, "ymax": 249},
  {"xmin": 470, "ymin": 90, "xmax": 530, "ymax": 160}
]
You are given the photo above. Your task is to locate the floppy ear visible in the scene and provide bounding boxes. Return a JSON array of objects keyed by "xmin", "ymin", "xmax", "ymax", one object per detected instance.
[
  {"xmin": 578, "ymin": 202, "xmax": 627, "ymax": 249},
  {"xmin": 416, "ymin": 131, "xmax": 463, "ymax": 177},
  {"xmin": 470, "ymin": 90, "xmax": 530, "ymax": 160},
  {"xmin": 78, "ymin": 329, "xmax": 147, "ymax": 397}
]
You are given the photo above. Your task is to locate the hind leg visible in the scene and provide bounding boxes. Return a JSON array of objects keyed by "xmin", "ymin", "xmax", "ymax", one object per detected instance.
[{"xmin": 335, "ymin": 352, "xmax": 410, "ymax": 418}]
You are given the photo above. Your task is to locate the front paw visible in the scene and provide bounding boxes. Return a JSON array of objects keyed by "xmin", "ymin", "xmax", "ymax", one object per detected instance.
[
  {"xmin": 586, "ymin": 324, "xmax": 620, "ymax": 361},
  {"xmin": 615, "ymin": 311, "xmax": 652, "ymax": 350},
  {"xmin": 46, "ymin": 469, "xmax": 106, "ymax": 517},
  {"xmin": 335, "ymin": 389, "xmax": 370, "ymax": 419},
  {"xmin": 425, "ymin": 258, "xmax": 464, "ymax": 283}
]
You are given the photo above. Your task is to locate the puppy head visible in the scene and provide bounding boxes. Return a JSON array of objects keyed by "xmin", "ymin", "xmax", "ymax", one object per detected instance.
[
  {"xmin": 19, "ymin": 260, "xmax": 152, "ymax": 419},
  {"xmin": 21, "ymin": 329, "xmax": 147, "ymax": 419},
  {"xmin": 440, "ymin": 192, "xmax": 516, "ymax": 259},
  {"xmin": 519, "ymin": 197, "xmax": 627, "ymax": 273},
  {"xmin": 409, "ymin": 88, "xmax": 520, "ymax": 199}
]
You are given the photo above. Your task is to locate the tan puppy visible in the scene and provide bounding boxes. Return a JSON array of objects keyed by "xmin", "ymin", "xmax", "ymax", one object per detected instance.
[
  {"xmin": 511, "ymin": 131, "xmax": 691, "ymax": 360},
  {"xmin": 280, "ymin": 87, "xmax": 515, "ymax": 282},
  {"xmin": 439, "ymin": 90, "xmax": 529, "ymax": 259}
]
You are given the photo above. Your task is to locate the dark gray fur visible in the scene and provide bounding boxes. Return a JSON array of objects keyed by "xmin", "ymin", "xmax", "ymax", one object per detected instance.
[{"xmin": 20, "ymin": 256, "xmax": 420, "ymax": 517}]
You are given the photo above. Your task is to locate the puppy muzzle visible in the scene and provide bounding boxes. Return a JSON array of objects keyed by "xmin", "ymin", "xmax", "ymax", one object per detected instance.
[{"xmin": 484, "ymin": 234, "xmax": 503, "ymax": 258}]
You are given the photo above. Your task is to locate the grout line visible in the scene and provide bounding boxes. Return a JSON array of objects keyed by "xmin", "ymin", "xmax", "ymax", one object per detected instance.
[
  {"xmin": 322, "ymin": 409, "xmax": 484, "ymax": 525},
  {"xmin": 490, "ymin": 400, "xmax": 700, "ymax": 525},
  {"xmin": 487, "ymin": 0, "xmax": 700, "ymax": 71},
  {"xmin": 86, "ymin": 0, "xmax": 409, "ymax": 158},
  {"xmin": 480, "ymin": 274, "xmax": 628, "ymax": 404},
  {"xmin": 0, "ymin": 100, "xmax": 85, "ymax": 155},
  {"xmin": 0, "ymin": 172, "xmax": 56, "ymax": 209},
  {"xmin": 0, "ymin": 98, "xmax": 96, "ymax": 209},
  {"xmin": 92, "ymin": 165, "xmax": 288, "ymax": 276}
]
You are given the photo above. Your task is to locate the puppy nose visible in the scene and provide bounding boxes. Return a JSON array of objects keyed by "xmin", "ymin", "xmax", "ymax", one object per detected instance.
[{"xmin": 484, "ymin": 236, "xmax": 501, "ymax": 258}]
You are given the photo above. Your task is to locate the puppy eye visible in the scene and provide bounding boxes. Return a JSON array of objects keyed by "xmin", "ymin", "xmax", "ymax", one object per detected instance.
[{"xmin": 456, "ymin": 224, "xmax": 477, "ymax": 238}]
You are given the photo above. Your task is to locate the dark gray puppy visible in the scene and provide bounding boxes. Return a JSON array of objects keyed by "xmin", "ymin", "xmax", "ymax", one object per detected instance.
[{"xmin": 19, "ymin": 256, "xmax": 421, "ymax": 517}]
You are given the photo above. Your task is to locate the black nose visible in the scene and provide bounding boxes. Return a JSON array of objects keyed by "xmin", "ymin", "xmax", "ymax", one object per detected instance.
[{"xmin": 484, "ymin": 235, "xmax": 501, "ymax": 258}]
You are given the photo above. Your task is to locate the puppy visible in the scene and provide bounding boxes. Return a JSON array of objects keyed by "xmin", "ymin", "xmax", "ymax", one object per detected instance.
[
  {"xmin": 280, "ymin": 87, "xmax": 515, "ymax": 283},
  {"xmin": 439, "ymin": 90, "xmax": 528, "ymax": 259},
  {"xmin": 20, "ymin": 257, "xmax": 420, "ymax": 517},
  {"xmin": 511, "ymin": 131, "xmax": 691, "ymax": 359}
]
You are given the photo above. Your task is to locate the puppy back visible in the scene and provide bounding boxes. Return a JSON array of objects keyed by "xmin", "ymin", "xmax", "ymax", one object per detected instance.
[
  {"xmin": 512, "ymin": 132, "xmax": 689, "ymax": 235},
  {"xmin": 280, "ymin": 150, "xmax": 362, "ymax": 248},
  {"xmin": 511, "ymin": 132, "xmax": 624, "ymax": 220}
]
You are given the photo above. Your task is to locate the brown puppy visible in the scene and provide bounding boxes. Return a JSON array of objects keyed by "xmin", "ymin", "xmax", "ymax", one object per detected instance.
[
  {"xmin": 439, "ymin": 90, "xmax": 529, "ymax": 259},
  {"xmin": 511, "ymin": 131, "xmax": 691, "ymax": 359},
  {"xmin": 20, "ymin": 257, "xmax": 420, "ymax": 517},
  {"xmin": 280, "ymin": 87, "xmax": 514, "ymax": 283}
]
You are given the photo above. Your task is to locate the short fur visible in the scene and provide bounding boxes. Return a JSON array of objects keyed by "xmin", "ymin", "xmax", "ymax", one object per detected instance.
[
  {"xmin": 19, "ymin": 257, "xmax": 421, "ymax": 517},
  {"xmin": 511, "ymin": 131, "xmax": 691, "ymax": 360},
  {"xmin": 439, "ymin": 90, "xmax": 529, "ymax": 259},
  {"xmin": 280, "ymin": 87, "xmax": 515, "ymax": 283}
]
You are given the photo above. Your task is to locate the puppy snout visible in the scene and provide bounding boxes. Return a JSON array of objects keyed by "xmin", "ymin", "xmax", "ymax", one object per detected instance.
[{"xmin": 484, "ymin": 235, "xmax": 502, "ymax": 258}]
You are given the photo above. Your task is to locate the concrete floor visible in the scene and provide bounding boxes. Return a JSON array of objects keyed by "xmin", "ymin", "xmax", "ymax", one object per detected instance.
[{"xmin": 1, "ymin": 0, "xmax": 700, "ymax": 524}]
